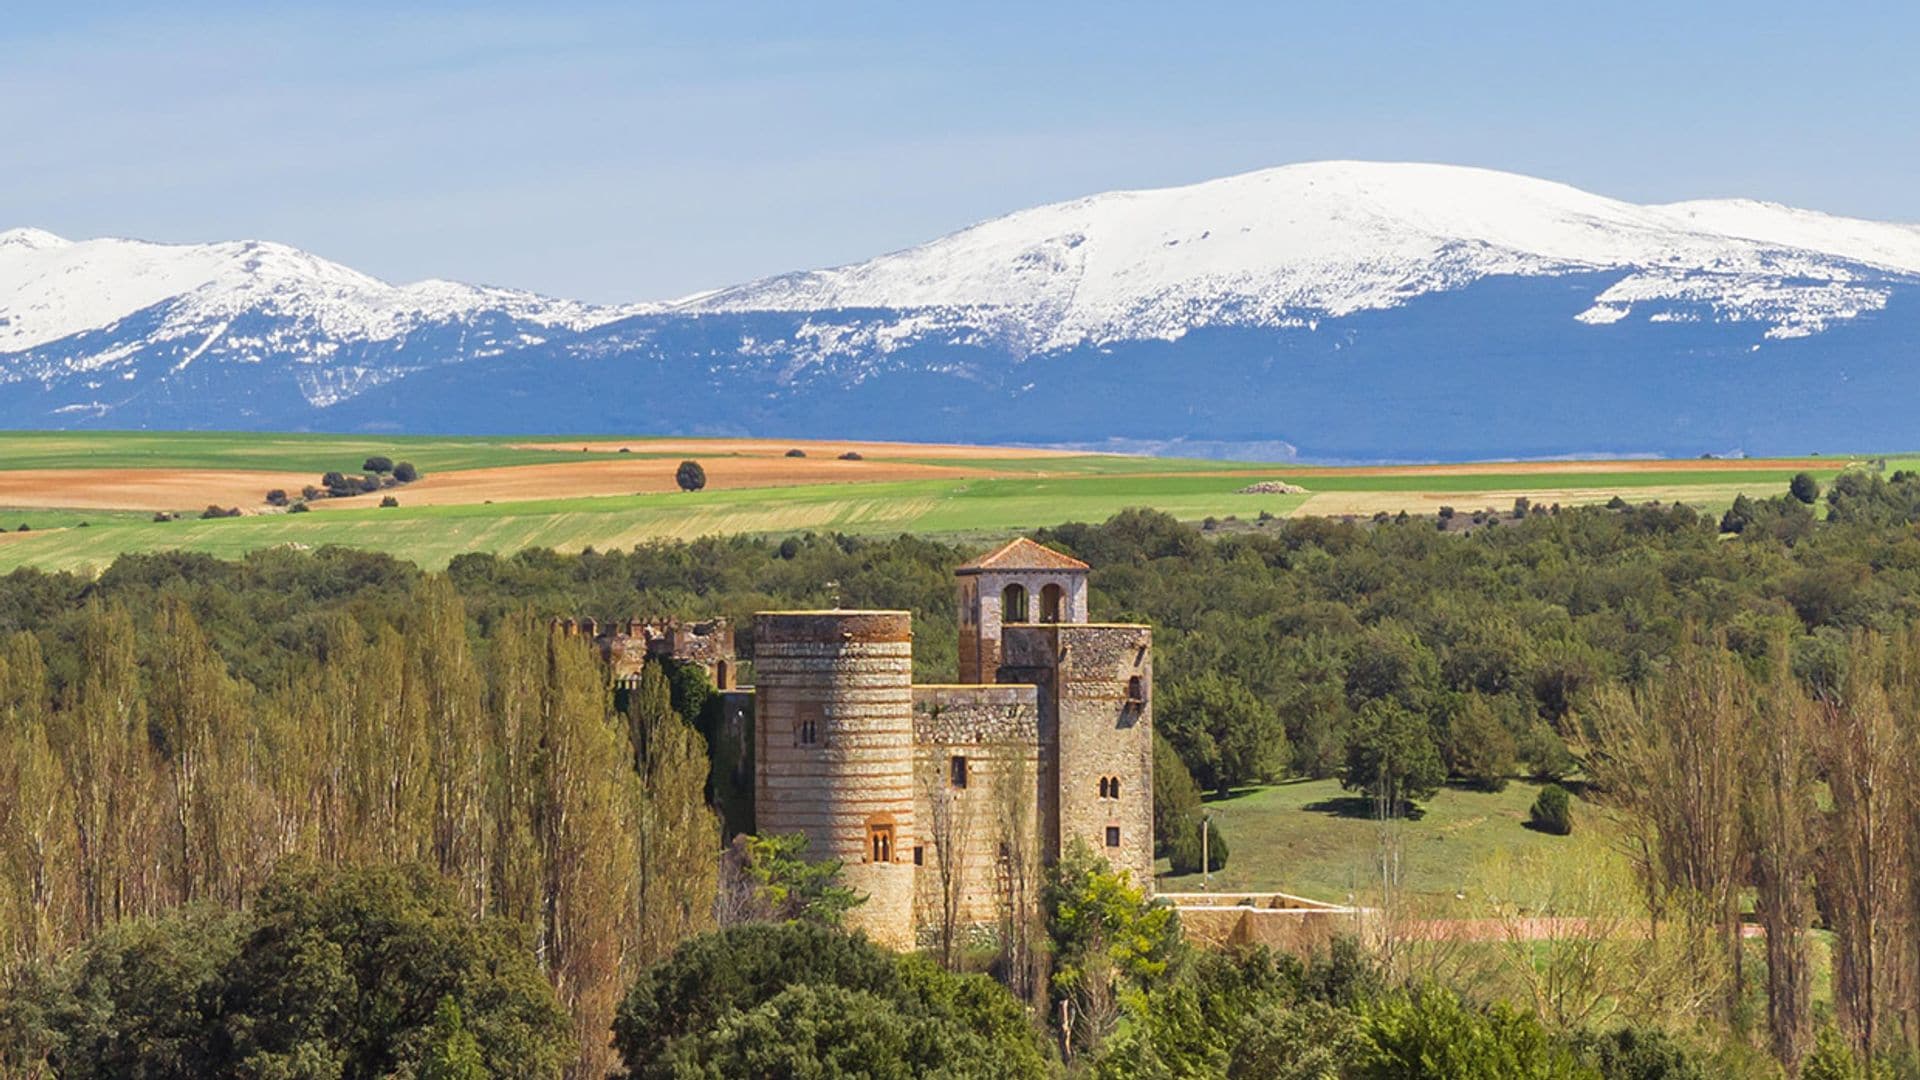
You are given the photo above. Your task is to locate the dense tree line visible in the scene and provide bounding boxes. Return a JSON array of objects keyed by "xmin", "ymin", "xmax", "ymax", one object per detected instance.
[
  {"xmin": 7, "ymin": 470, "xmax": 1920, "ymax": 1074},
  {"xmin": 0, "ymin": 578, "xmax": 715, "ymax": 1076}
]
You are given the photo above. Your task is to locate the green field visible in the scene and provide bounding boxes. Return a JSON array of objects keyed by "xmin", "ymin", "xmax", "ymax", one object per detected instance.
[
  {"xmin": 0, "ymin": 430, "xmax": 1885, "ymax": 575},
  {"xmin": 1158, "ymin": 778, "xmax": 1619, "ymax": 909}
]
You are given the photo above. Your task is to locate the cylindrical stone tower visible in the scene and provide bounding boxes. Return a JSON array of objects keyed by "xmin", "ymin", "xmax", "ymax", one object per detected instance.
[{"xmin": 753, "ymin": 611, "xmax": 916, "ymax": 949}]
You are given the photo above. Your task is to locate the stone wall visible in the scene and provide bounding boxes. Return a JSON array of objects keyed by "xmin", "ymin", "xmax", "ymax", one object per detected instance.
[
  {"xmin": 909, "ymin": 685, "xmax": 1044, "ymax": 937},
  {"xmin": 753, "ymin": 611, "xmax": 917, "ymax": 950},
  {"xmin": 999, "ymin": 624, "xmax": 1154, "ymax": 892}
]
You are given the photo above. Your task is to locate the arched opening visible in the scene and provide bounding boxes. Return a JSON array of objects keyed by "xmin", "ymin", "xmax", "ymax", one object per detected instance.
[
  {"xmin": 1002, "ymin": 583, "xmax": 1029, "ymax": 623},
  {"xmin": 1039, "ymin": 583, "xmax": 1064, "ymax": 623},
  {"xmin": 867, "ymin": 815, "xmax": 896, "ymax": 864},
  {"xmin": 714, "ymin": 659, "xmax": 730, "ymax": 689}
]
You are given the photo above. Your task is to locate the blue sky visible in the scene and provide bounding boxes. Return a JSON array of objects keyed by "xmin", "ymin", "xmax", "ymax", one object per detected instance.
[{"xmin": 4, "ymin": 3, "xmax": 1915, "ymax": 303}]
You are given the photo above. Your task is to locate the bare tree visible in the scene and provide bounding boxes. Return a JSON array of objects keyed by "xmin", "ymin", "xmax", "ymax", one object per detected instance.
[
  {"xmin": 1581, "ymin": 635, "xmax": 1748, "ymax": 1019},
  {"xmin": 922, "ymin": 744, "xmax": 977, "ymax": 970},
  {"xmin": 1745, "ymin": 642, "xmax": 1819, "ymax": 1070},
  {"xmin": 1817, "ymin": 631, "xmax": 1914, "ymax": 1060},
  {"xmin": 990, "ymin": 741, "xmax": 1043, "ymax": 1005}
]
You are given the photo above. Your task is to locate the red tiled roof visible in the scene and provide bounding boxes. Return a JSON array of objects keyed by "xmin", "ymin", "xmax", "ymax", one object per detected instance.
[{"xmin": 955, "ymin": 537, "xmax": 1090, "ymax": 574}]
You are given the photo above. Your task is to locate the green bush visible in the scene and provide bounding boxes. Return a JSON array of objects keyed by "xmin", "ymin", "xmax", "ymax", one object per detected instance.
[
  {"xmin": 1355, "ymin": 986, "xmax": 1598, "ymax": 1079},
  {"xmin": 1167, "ymin": 815, "xmax": 1229, "ymax": 875},
  {"xmin": 12, "ymin": 864, "xmax": 569, "ymax": 1078},
  {"xmin": 612, "ymin": 922, "xmax": 1046, "ymax": 1080},
  {"xmin": 676, "ymin": 460, "xmax": 707, "ymax": 492},
  {"xmin": 1576, "ymin": 1026, "xmax": 1708, "ymax": 1079},
  {"xmin": 393, "ymin": 461, "xmax": 420, "ymax": 483},
  {"xmin": 1530, "ymin": 783, "xmax": 1575, "ymax": 835}
]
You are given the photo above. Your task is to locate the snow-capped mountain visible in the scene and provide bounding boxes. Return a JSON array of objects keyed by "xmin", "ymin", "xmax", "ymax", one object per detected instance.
[
  {"xmin": 0, "ymin": 227, "xmax": 643, "ymax": 419},
  {"xmin": 688, "ymin": 161, "xmax": 1920, "ymax": 347},
  {"xmin": 5, "ymin": 161, "xmax": 1919, "ymax": 459}
]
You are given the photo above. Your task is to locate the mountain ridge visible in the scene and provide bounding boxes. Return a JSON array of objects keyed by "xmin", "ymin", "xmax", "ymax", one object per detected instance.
[{"xmin": 4, "ymin": 161, "xmax": 1918, "ymax": 459}]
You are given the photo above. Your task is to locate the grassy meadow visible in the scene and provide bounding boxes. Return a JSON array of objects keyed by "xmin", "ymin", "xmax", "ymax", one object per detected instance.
[
  {"xmin": 1157, "ymin": 778, "xmax": 1619, "ymax": 908},
  {"xmin": 0, "ymin": 430, "xmax": 1882, "ymax": 575}
]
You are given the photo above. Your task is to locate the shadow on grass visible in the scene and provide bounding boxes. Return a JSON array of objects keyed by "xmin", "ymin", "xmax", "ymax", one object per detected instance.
[
  {"xmin": 1519, "ymin": 819, "xmax": 1575, "ymax": 837},
  {"xmin": 1300, "ymin": 795, "xmax": 1427, "ymax": 822},
  {"xmin": 1201, "ymin": 786, "xmax": 1267, "ymax": 804}
]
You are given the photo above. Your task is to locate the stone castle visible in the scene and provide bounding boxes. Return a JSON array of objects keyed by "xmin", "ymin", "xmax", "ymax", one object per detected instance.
[{"xmin": 574, "ymin": 537, "xmax": 1154, "ymax": 950}]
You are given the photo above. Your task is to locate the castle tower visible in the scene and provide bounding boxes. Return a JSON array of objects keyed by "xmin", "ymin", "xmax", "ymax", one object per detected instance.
[
  {"xmin": 955, "ymin": 537, "xmax": 1090, "ymax": 683},
  {"xmin": 752, "ymin": 611, "xmax": 917, "ymax": 948},
  {"xmin": 998, "ymin": 622, "xmax": 1154, "ymax": 891}
]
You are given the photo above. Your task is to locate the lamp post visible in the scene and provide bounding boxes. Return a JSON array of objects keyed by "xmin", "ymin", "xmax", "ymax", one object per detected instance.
[{"xmin": 1201, "ymin": 812, "xmax": 1212, "ymax": 891}]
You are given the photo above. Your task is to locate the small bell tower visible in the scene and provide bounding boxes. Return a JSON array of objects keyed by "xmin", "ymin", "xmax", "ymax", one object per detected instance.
[{"xmin": 954, "ymin": 537, "xmax": 1090, "ymax": 683}]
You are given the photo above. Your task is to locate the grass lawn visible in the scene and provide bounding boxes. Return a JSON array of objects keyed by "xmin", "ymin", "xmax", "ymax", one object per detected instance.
[{"xmin": 1158, "ymin": 777, "xmax": 1620, "ymax": 909}]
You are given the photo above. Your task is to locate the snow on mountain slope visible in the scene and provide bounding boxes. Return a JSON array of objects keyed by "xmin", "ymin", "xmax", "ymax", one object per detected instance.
[
  {"xmin": 0, "ymin": 228, "xmax": 655, "ymax": 412},
  {"xmin": 687, "ymin": 161, "xmax": 1920, "ymax": 348},
  {"xmin": 0, "ymin": 227, "xmax": 641, "ymax": 354}
]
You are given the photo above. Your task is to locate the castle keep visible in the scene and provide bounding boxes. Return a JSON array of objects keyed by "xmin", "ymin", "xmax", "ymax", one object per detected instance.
[{"xmin": 751, "ymin": 538, "xmax": 1152, "ymax": 948}]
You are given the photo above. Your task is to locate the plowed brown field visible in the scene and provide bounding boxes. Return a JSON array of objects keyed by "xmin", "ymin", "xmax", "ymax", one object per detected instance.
[
  {"xmin": 0, "ymin": 469, "xmax": 317, "ymax": 512},
  {"xmin": 315, "ymin": 456, "xmax": 1012, "ymax": 509}
]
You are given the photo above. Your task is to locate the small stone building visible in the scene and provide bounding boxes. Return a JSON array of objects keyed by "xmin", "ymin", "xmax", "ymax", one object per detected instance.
[{"xmin": 751, "ymin": 538, "xmax": 1153, "ymax": 950}]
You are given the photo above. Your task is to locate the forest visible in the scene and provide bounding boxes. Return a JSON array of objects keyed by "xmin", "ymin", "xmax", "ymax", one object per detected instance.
[{"xmin": 7, "ymin": 467, "xmax": 1920, "ymax": 1076}]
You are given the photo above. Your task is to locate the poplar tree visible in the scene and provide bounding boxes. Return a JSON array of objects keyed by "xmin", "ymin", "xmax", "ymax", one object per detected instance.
[
  {"xmin": 539, "ymin": 625, "xmax": 639, "ymax": 1077},
  {"xmin": 52, "ymin": 603, "xmax": 157, "ymax": 931},
  {"xmin": 0, "ymin": 632, "xmax": 77, "ymax": 971},
  {"xmin": 628, "ymin": 659, "xmax": 718, "ymax": 965},
  {"xmin": 148, "ymin": 598, "xmax": 249, "ymax": 907},
  {"xmin": 486, "ymin": 610, "xmax": 546, "ymax": 932},
  {"xmin": 360, "ymin": 623, "xmax": 431, "ymax": 865},
  {"xmin": 1815, "ymin": 633, "xmax": 1905, "ymax": 1059},
  {"xmin": 411, "ymin": 575, "xmax": 488, "ymax": 909},
  {"xmin": 1745, "ymin": 640, "xmax": 1818, "ymax": 1071}
]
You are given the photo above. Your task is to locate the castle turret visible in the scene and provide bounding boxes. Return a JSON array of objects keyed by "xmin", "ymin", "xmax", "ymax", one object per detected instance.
[
  {"xmin": 998, "ymin": 622, "xmax": 1154, "ymax": 891},
  {"xmin": 752, "ymin": 611, "xmax": 917, "ymax": 948},
  {"xmin": 955, "ymin": 537, "xmax": 1090, "ymax": 683}
]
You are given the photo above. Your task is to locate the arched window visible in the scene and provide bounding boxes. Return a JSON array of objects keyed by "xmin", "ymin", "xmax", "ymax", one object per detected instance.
[
  {"xmin": 1098, "ymin": 776, "xmax": 1120, "ymax": 799},
  {"xmin": 1002, "ymin": 583, "xmax": 1028, "ymax": 623},
  {"xmin": 867, "ymin": 815, "xmax": 896, "ymax": 864},
  {"xmin": 1126, "ymin": 675, "xmax": 1145, "ymax": 704},
  {"xmin": 715, "ymin": 659, "xmax": 730, "ymax": 689},
  {"xmin": 1040, "ymin": 583, "xmax": 1064, "ymax": 623},
  {"xmin": 950, "ymin": 755, "xmax": 970, "ymax": 789}
]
